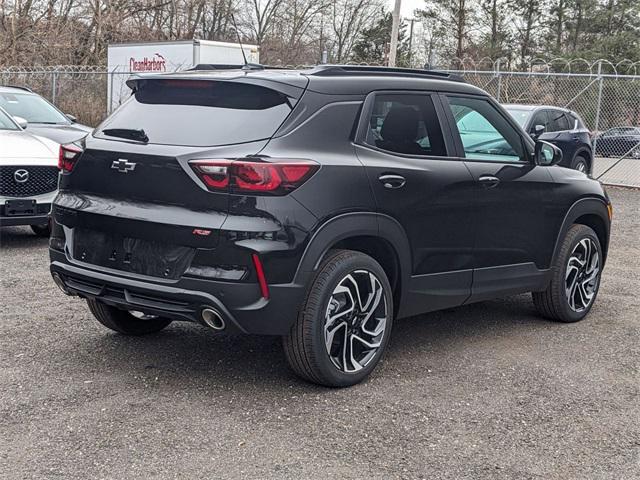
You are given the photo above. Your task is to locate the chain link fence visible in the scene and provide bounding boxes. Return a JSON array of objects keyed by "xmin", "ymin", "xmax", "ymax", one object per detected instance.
[{"xmin": 1, "ymin": 63, "xmax": 639, "ymax": 187}]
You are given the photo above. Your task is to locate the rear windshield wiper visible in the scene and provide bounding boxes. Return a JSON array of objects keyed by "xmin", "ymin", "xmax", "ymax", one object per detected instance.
[{"xmin": 102, "ymin": 128, "xmax": 149, "ymax": 143}]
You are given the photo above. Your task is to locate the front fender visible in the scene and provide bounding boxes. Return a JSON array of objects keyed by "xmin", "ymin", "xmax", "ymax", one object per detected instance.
[{"xmin": 551, "ymin": 197, "xmax": 611, "ymax": 267}]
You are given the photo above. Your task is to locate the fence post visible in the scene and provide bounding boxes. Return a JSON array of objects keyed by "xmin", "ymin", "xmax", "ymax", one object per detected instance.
[
  {"xmin": 51, "ymin": 71, "xmax": 58, "ymax": 104},
  {"xmin": 495, "ymin": 59, "xmax": 502, "ymax": 102},
  {"xmin": 108, "ymin": 67, "xmax": 116, "ymax": 115},
  {"xmin": 592, "ymin": 61, "xmax": 604, "ymax": 157}
]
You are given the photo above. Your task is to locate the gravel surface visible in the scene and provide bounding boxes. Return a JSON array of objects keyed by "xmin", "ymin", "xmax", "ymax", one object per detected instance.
[{"xmin": 1, "ymin": 187, "xmax": 638, "ymax": 480}]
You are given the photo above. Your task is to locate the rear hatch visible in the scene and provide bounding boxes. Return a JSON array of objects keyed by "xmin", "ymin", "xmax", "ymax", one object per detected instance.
[{"xmin": 55, "ymin": 74, "xmax": 307, "ymax": 279}]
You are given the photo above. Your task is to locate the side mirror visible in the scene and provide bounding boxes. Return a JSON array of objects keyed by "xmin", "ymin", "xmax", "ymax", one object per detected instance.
[
  {"xmin": 13, "ymin": 116, "xmax": 28, "ymax": 129},
  {"xmin": 66, "ymin": 114, "xmax": 77, "ymax": 123},
  {"xmin": 535, "ymin": 140, "xmax": 562, "ymax": 166},
  {"xmin": 530, "ymin": 124, "xmax": 546, "ymax": 139}
]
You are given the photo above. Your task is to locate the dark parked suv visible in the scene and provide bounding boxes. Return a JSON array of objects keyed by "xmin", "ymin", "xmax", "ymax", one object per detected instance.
[
  {"xmin": 50, "ymin": 65, "xmax": 612, "ymax": 387},
  {"xmin": 504, "ymin": 104, "xmax": 593, "ymax": 173}
]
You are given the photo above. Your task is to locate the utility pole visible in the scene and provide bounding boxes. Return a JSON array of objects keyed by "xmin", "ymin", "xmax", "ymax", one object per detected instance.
[{"xmin": 388, "ymin": 0, "xmax": 402, "ymax": 67}]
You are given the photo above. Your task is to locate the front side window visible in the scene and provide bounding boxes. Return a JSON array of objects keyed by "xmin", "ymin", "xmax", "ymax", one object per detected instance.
[
  {"xmin": 446, "ymin": 96, "xmax": 526, "ymax": 163},
  {"xmin": 548, "ymin": 110, "xmax": 570, "ymax": 131},
  {"xmin": 530, "ymin": 110, "xmax": 549, "ymax": 132},
  {"xmin": 364, "ymin": 94, "xmax": 446, "ymax": 156}
]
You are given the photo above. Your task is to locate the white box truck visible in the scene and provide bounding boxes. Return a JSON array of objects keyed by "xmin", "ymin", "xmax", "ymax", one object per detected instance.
[{"xmin": 107, "ymin": 39, "xmax": 259, "ymax": 113}]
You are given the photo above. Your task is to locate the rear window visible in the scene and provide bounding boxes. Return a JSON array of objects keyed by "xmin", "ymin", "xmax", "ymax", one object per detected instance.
[{"xmin": 97, "ymin": 80, "xmax": 293, "ymax": 147}]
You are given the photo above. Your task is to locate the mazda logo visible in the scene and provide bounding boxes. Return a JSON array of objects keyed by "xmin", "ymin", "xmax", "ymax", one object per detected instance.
[{"xmin": 14, "ymin": 169, "xmax": 29, "ymax": 183}]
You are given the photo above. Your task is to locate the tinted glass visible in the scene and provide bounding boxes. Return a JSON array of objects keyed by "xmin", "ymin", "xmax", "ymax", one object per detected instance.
[
  {"xmin": 0, "ymin": 92, "xmax": 69, "ymax": 124},
  {"xmin": 364, "ymin": 94, "xmax": 446, "ymax": 156},
  {"xmin": 97, "ymin": 80, "xmax": 293, "ymax": 147},
  {"xmin": 0, "ymin": 108, "xmax": 19, "ymax": 130},
  {"xmin": 447, "ymin": 96, "xmax": 525, "ymax": 163},
  {"xmin": 530, "ymin": 110, "xmax": 549, "ymax": 131},
  {"xmin": 548, "ymin": 110, "xmax": 570, "ymax": 131}
]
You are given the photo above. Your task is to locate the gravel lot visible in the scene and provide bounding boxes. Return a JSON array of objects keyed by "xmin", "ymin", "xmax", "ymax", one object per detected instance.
[{"xmin": 1, "ymin": 187, "xmax": 638, "ymax": 480}]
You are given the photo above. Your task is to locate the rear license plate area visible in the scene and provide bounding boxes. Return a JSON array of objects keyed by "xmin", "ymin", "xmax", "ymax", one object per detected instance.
[
  {"xmin": 72, "ymin": 228, "xmax": 195, "ymax": 279},
  {"xmin": 5, "ymin": 199, "xmax": 36, "ymax": 216}
]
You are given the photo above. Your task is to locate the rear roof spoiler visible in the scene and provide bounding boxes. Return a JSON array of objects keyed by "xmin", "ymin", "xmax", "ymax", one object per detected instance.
[
  {"xmin": 303, "ymin": 65, "xmax": 465, "ymax": 83},
  {"xmin": 187, "ymin": 63, "xmax": 266, "ymax": 71}
]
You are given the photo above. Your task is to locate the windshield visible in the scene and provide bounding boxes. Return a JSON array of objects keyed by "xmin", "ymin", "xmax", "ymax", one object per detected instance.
[
  {"xmin": 97, "ymin": 79, "xmax": 293, "ymax": 147},
  {"xmin": 0, "ymin": 92, "xmax": 70, "ymax": 124},
  {"xmin": 0, "ymin": 108, "xmax": 19, "ymax": 130},
  {"xmin": 505, "ymin": 108, "xmax": 532, "ymax": 128}
]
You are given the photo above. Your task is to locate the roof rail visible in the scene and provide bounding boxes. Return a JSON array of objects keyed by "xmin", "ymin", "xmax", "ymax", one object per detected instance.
[
  {"xmin": 188, "ymin": 63, "xmax": 266, "ymax": 71},
  {"xmin": 3, "ymin": 84, "xmax": 33, "ymax": 92},
  {"xmin": 304, "ymin": 65, "xmax": 465, "ymax": 82}
]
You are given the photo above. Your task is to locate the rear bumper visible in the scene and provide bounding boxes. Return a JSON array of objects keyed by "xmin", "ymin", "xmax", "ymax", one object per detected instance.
[{"xmin": 50, "ymin": 250, "xmax": 306, "ymax": 335}]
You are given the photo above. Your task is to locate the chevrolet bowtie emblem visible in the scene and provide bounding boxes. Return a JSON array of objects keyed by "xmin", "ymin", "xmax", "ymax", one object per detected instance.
[{"xmin": 111, "ymin": 159, "xmax": 137, "ymax": 173}]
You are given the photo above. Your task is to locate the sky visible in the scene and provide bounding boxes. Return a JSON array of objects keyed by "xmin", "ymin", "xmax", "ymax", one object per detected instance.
[{"xmin": 388, "ymin": 0, "xmax": 424, "ymax": 18}]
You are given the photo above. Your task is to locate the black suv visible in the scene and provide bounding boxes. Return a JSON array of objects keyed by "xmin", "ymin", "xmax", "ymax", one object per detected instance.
[
  {"xmin": 504, "ymin": 104, "xmax": 593, "ymax": 173},
  {"xmin": 50, "ymin": 66, "xmax": 612, "ymax": 387}
]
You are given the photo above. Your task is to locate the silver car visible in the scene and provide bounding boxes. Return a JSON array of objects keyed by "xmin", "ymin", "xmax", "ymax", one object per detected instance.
[{"xmin": 0, "ymin": 107, "xmax": 59, "ymax": 236}]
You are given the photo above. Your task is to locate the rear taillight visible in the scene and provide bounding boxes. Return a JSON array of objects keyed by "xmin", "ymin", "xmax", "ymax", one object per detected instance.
[
  {"xmin": 58, "ymin": 144, "xmax": 83, "ymax": 172},
  {"xmin": 189, "ymin": 158, "xmax": 319, "ymax": 195}
]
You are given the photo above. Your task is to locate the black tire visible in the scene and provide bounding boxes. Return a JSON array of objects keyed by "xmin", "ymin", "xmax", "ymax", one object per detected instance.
[
  {"xmin": 532, "ymin": 224, "xmax": 603, "ymax": 323},
  {"xmin": 31, "ymin": 223, "xmax": 51, "ymax": 237},
  {"xmin": 571, "ymin": 155, "xmax": 590, "ymax": 174},
  {"xmin": 87, "ymin": 299, "xmax": 172, "ymax": 335},
  {"xmin": 283, "ymin": 249, "xmax": 394, "ymax": 387}
]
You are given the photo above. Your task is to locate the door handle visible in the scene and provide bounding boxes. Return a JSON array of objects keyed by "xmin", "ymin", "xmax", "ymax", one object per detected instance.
[
  {"xmin": 379, "ymin": 174, "xmax": 406, "ymax": 189},
  {"xmin": 478, "ymin": 175, "xmax": 500, "ymax": 188}
]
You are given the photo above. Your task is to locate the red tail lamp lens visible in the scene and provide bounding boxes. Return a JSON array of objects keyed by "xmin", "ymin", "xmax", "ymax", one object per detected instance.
[
  {"xmin": 58, "ymin": 144, "xmax": 83, "ymax": 172},
  {"xmin": 189, "ymin": 158, "xmax": 318, "ymax": 195}
]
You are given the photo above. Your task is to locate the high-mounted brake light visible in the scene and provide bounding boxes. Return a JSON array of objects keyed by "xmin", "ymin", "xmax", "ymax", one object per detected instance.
[
  {"xmin": 189, "ymin": 158, "xmax": 319, "ymax": 195},
  {"xmin": 58, "ymin": 144, "xmax": 83, "ymax": 172}
]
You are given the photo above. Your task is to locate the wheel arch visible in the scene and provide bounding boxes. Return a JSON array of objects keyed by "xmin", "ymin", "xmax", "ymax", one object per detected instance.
[
  {"xmin": 293, "ymin": 212, "xmax": 411, "ymax": 315},
  {"xmin": 572, "ymin": 146, "xmax": 593, "ymax": 172},
  {"xmin": 552, "ymin": 197, "xmax": 610, "ymax": 267}
]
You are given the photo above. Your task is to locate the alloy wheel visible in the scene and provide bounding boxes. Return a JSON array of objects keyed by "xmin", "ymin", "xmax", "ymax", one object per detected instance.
[
  {"xmin": 565, "ymin": 238, "xmax": 600, "ymax": 312},
  {"xmin": 323, "ymin": 270, "xmax": 388, "ymax": 373}
]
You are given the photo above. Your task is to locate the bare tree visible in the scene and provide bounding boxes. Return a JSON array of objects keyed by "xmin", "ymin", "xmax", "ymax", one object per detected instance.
[{"xmin": 327, "ymin": 0, "xmax": 380, "ymax": 63}]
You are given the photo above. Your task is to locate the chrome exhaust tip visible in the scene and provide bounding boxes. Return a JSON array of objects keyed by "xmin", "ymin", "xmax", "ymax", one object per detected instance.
[{"xmin": 201, "ymin": 308, "xmax": 226, "ymax": 331}]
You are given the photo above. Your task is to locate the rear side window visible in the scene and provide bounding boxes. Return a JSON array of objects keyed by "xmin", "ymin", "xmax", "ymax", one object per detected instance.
[
  {"xmin": 97, "ymin": 80, "xmax": 293, "ymax": 147},
  {"xmin": 364, "ymin": 94, "xmax": 446, "ymax": 156}
]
